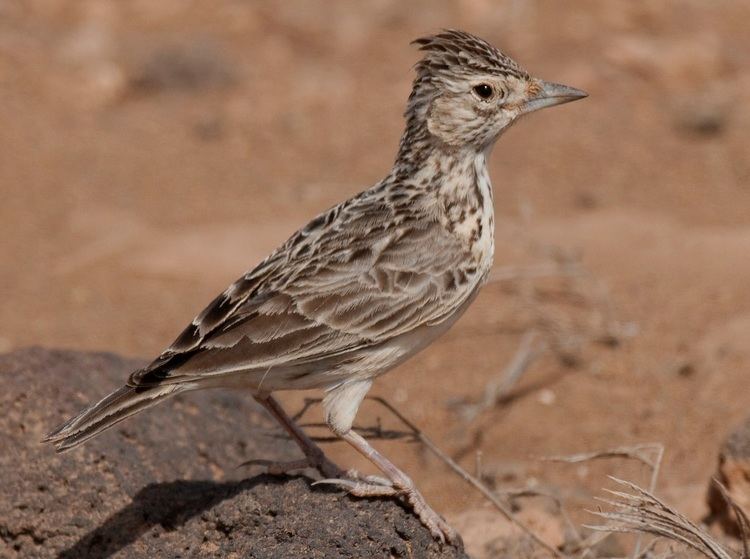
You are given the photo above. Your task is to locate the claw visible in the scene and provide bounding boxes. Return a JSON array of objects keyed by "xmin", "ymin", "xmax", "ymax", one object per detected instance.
[{"xmin": 403, "ymin": 490, "xmax": 459, "ymax": 545}]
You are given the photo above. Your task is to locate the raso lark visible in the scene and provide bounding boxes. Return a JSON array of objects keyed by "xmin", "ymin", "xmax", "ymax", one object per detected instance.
[{"xmin": 46, "ymin": 30, "xmax": 586, "ymax": 544}]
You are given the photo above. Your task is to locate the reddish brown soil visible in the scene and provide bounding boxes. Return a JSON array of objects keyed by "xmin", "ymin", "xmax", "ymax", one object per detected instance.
[{"xmin": 3, "ymin": 1, "xmax": 750, "ymax": 554}]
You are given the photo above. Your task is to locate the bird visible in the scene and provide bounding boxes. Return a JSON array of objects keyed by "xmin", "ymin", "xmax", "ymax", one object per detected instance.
[{"xmin": 44, "ymin": 30, "xmax": 586, "ymax": 544}]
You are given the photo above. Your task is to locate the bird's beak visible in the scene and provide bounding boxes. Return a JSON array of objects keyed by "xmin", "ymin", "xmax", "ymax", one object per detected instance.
[{"xmin": 521, "ymin": 80, "xmax": 588, "ymax": 114}]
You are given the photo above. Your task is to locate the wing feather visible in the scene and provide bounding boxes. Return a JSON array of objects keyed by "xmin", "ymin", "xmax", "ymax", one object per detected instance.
[{"xmin": 129, "ymin": 188, "xmax": 477, "ymax": 387}]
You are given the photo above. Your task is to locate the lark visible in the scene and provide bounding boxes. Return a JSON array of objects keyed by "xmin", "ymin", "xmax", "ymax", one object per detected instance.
[{"xmin": 45, "ymin": 30, "xmax": 586, "ymax": 543}]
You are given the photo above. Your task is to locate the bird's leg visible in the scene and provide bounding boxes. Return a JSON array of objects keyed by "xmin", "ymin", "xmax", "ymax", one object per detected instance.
[
  {"xmin": 248, "ymin": 394, "xmax": 342, "ymax": 479},
  {"xmin": 316, "ymin": 429, "xmax": 460, "ymax": 545}
]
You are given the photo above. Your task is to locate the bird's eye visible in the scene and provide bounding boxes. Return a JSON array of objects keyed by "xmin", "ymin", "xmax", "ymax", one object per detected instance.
[{"xmin": 473, "ymin": 83, "xmax": 494, "ymax": 100}]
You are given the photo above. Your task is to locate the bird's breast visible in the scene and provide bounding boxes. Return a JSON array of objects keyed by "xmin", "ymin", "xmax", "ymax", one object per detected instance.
[{"xmin": 437, "ymin": 157, "xmax": 495, "ymax": 275}]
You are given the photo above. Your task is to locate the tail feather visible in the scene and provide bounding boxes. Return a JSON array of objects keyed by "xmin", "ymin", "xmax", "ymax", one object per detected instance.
[{"xmin": 43, "ymin": 383, "xmax": 187, "ymax": 452}]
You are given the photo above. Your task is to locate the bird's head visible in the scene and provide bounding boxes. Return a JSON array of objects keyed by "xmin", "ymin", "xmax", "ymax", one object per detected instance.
[{"xmin": 406, "ymin": 30, "xmax": 586, "ymax": 151}]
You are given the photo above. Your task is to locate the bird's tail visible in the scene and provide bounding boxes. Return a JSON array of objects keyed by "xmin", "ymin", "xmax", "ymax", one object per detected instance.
[{"xmin": 43, "ymin": 382, "xmax": 189, "ymax": 452}]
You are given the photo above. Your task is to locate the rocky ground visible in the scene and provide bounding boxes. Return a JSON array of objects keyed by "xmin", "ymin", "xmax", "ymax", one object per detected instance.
[
  {"xmin": 2, "ymin": 1, "xmax": 750, "ymax": 557},
  {"xmin": 0, "ymin": 348, "xmax": 467, "ymax": 559}
]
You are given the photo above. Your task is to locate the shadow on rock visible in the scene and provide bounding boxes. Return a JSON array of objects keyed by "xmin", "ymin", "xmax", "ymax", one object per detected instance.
[{"xmin": 56, "ymin": 475, "xmax": 278, "ymax": 559}]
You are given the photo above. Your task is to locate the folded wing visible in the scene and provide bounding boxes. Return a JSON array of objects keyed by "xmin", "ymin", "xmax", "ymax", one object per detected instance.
[{"xmin": 129, "ymin": 189, "xmax": 475, "ymax": 388}]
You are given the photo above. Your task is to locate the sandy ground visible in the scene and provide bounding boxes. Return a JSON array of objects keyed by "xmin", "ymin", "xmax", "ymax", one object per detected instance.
[{"xmin": 3, "ymin": 1, "xmax": 750, "ymax": 555}]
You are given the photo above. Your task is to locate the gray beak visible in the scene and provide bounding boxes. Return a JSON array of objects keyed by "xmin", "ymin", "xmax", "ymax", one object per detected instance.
[{"xmin": 522, "ymin": 80, "xmax": 588, "ymax": 114}]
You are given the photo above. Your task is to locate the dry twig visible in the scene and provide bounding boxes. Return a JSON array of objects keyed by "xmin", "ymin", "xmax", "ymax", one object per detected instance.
[
  {"xmin": 453, "ymin": 249, "xmax": 636, "ymax": 424},
  {"xmin": 292, "ymin": 395, "xmax": 566, "ymax": 557},
  {"xmin": 544, "ymin": 443, "xmax": 664, "ymax": 559},
  {"xmin": 545, "ymin": 443, "xmax": 664, "ymax": 495},
  {"xmin": 456, "ymin": 330, "xmax": 548, "ymax": 421},
  {"xmin": 367, "ymin": 396, "xmax": 565, "ymax": 557}
]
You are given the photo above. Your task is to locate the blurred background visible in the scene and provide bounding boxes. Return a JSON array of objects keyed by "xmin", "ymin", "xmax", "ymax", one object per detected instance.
[{"xmin": 2, "ymin": 0, "xmax": 749, "ymax": 555}]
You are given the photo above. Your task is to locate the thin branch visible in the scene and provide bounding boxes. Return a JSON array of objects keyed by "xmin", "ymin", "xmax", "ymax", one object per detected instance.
[
  {"xmin": 364, "ymin": 395, "xmax": 566, "ymax": 558},
  {"xmin": 543, "ymin": 444, "xmax": 662, "ymax": 471},
  {"xmin": 453, "ymin": 329, "xmax": 547, "ymax": 421}
]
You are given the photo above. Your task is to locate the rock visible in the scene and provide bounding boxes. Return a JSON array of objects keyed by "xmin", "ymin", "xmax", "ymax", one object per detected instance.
[
  {"xmin": 707, "ymin": 414, "xmax": 750, "ymax": 537},
  {"xmin": 0, "ymin": 347, "xmax": 466, "ymax": 558}
]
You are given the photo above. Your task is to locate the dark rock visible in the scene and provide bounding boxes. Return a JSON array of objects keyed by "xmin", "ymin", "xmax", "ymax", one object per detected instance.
[{"xmin": 0, "ymin": 347, "xmax": 466, "ymax": 558}]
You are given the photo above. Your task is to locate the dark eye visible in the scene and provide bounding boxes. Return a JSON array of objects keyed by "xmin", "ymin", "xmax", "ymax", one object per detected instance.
[{"xmin": 473, "ymin": 83, "xmax": 494, "ymax": 100}]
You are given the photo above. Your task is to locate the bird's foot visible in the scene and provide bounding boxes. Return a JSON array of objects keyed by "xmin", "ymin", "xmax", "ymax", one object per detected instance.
[{"xmin": 314, "ymin": 472, "xmax": 460, "ymax": 545}]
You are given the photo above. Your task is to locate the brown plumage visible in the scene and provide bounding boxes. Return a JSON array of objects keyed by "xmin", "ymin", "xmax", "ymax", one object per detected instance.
[{"xmin": 45, "ymin": 30, "xmax": 586, "ymax": 543}]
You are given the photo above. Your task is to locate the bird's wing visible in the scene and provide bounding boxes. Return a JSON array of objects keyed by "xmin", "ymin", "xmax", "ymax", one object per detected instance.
[{"xmin": 129, "ymin": 188, "xmax": 476, "ymax": 387}]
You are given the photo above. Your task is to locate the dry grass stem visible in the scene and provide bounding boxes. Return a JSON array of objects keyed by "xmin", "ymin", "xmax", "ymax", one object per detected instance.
[
  {"xmin": 544, "ymin": 443, "xmax": 664, "ymax": 558},
  {"xmin": 588, "ymin": 477, "xmax": 737, "ymax": 559}
]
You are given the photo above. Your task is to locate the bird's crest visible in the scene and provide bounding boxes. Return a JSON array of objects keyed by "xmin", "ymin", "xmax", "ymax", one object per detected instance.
[{"xmin": 412, "ymin": 29, "xmax": 528, "ymax": 81}]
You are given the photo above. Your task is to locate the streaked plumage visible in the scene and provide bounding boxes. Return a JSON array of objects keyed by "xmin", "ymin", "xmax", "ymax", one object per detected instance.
[{"xmin": 45, "ymin": 30, "xmax": 586, "ymax": 544}]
